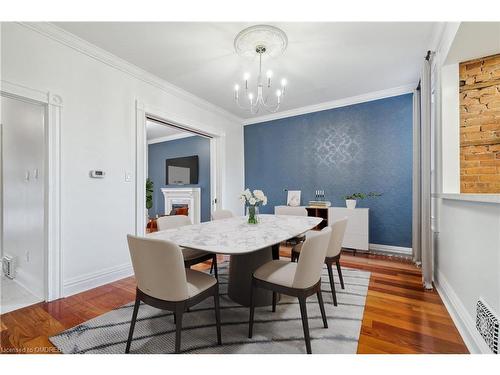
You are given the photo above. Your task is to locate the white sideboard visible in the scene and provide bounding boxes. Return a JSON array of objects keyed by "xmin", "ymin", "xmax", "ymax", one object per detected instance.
[
  {"xmin": 328, "ymin": 207, "xmax": 369, "ymax": 251},
  {"xmin": 273, "ymin": 205, "xmax": 370, "ymax": 251}
]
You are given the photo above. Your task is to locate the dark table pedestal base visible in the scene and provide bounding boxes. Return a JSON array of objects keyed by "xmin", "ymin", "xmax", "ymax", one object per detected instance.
[{"xmin": 227, "ymin": 246, "xmax": 281, "ymax": 307}]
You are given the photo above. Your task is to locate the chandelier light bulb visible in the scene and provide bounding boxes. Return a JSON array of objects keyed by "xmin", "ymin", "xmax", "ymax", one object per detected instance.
[
  {"xmin": 276, "ymin": 89, "xmax": 282, "ymax": 97},
  {"xmin": 248, "ymin": 92, "xmax": 254, "ymax": 101},
  {"xmin": 234, "ymin": 84, "xmax": 240, "ymax": 91},
  {"xmin": 243, "ymin": 72, "xmax": 250, "ymax": 80},
  {"xmin": 281, "ymin": 78, "xmax": 287, "ymax": 87},
  {"xmin": 266, "ymin": 70, "xmax": 273, "ymax": 88}
]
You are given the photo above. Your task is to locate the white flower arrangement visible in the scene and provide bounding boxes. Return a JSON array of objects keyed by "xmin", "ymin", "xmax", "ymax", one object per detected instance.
[{"xmin": 240, "ymin": 189, "xmax": 268, "ymax": 206}]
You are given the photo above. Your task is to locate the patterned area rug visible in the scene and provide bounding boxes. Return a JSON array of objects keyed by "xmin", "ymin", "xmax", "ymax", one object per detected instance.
[{"xmin": 50, "ymin": 264, "xmax": 370, "ymax": 354}]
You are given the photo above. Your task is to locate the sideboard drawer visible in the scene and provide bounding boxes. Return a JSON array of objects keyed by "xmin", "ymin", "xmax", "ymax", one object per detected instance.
[
  {"xmin": 343, "ymin": 233, "xmax": 369, "ymax": 251},
  {"xmin": 328, "ymin": 207, "xmax": 369, "ymax": 251}
]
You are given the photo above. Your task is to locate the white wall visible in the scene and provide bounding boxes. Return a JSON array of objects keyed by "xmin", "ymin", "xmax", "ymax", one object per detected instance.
[
  {"xmin": 1, "ymin": 22, "xmax": 244, "ymax": 296},
  {"xmin": 433, "ymin": 22, "xmax": 500, "ymax": 353},
  {"xmin": 435, "ymin": 199, "xmax": 500, "ymax": 353},
  {"xmin": 440, "ymin": 63, "xmax": 460, "ymax": 193}
]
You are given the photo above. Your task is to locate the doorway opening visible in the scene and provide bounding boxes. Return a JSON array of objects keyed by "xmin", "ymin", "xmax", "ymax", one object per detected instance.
[
  {"xmin": 144, "ymin": 115, "xmax": 216, "ymax": 233},
  {"xmin": 1, "ymin": 94, "xmax": 46, "ymax": 313}
]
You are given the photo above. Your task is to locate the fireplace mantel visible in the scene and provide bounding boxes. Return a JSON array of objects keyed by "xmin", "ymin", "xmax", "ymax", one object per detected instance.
[{"xmin": 161, "ymin": 187, "xmax": 201, "ymax": 224}]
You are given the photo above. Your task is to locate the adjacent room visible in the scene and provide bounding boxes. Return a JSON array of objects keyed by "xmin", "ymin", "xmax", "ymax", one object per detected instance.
[
  {"xmin": 145, "ymin": 119, "xmax": 213, "ymax": 229},
  {"xmin": 0, "ymin": 12, "xmax": 499, "ymax": 364}
]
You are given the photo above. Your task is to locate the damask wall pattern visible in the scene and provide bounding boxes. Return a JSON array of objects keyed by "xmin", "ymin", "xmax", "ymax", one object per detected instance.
[{"xmin": 244, "ymin": 94, "xmax": 413, "ymax": 247}]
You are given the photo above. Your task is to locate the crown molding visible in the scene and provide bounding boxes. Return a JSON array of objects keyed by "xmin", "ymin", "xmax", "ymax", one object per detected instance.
[
  {"xmin": 19, "ymin": 22, "xmax": 243, "ymax": 125},
  {"xmin": 147, "ymin": 132, "xmax": 196, "ymax": 145},
  {"xmin": 242, "ymin": 84, "xmax": 416, "ymax": 125}
]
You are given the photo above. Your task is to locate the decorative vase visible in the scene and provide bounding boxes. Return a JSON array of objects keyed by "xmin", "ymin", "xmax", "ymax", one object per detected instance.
[
  {"xmin": 247, "ymin": 205, "xmax": 259, "ymax": 224},
  {"xmin": 346, "ymin": 199, "xmax": 357, "ymax": 209}
]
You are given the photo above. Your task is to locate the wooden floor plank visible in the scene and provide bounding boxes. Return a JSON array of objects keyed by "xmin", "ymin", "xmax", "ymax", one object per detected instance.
[{"xmin": 0, "ymin": 250, "xmax": 468, "ymax": 354}]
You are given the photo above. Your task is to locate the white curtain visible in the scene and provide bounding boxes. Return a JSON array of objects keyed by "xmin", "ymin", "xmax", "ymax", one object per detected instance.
[
  {"xmin": 412, "ymin": 89, "xmax": 422, "ymax": 265},
  {"xmin": 418, "ymin": 57, "xmax": 434, "ymax": 289},
  {"xmin": 412, "ymin": 55, "xmax": 433, "ymax": 289}
]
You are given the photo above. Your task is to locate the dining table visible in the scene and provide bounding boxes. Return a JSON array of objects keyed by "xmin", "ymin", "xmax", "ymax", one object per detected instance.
[{"xmin": 147, "ymin": 213, "xmax": 322, "ymax": 307}]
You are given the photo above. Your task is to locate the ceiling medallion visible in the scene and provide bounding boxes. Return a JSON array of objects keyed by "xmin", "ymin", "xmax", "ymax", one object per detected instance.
[{"xmin": 233, "ymin": 25, "xmax": 289, "ymax": 114}]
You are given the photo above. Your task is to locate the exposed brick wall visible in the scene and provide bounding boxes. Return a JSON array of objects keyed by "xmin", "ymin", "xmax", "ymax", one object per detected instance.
[{"xmin": 459, "ymin": 54, "xmax": 500, "ymax": 193}]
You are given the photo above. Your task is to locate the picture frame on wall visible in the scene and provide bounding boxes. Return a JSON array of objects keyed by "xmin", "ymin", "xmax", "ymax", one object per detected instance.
[{"xmin": 287, "ymin": 190, "xmax": 301, "ymax": 207}]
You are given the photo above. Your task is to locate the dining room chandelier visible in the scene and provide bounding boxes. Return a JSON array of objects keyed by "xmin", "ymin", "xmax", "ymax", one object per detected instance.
[{"xmin": 233, "ymin": 25, "xmax": 289, "ymax": 114}]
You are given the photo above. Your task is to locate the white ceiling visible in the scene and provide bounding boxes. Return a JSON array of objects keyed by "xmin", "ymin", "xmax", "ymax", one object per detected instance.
[
  {"xmin": 445, "ymin": 22, "xmax": 500, "ymax": 65},
  {"xmin": 55, "ymin": 22, "xmax": 440, "ymax": 119}
]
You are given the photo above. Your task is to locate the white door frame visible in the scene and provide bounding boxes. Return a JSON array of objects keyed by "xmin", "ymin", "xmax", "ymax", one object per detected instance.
[
  {"xmin": 1, "ymin": 80, "xmax": 62, "ymax": 301},
  {"xmin": 135, "ymin": 100, "xmax": 224, "ymax": 235}
]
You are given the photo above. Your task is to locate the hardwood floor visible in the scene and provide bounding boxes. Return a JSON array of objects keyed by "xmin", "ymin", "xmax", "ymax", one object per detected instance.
[
  {"xmin": 341, "ymin": 254, "xmax": 468, "ymax": 354},
  {"xmin": 0, "ymin": 251, "xmax": 468, "ymax": 354}
]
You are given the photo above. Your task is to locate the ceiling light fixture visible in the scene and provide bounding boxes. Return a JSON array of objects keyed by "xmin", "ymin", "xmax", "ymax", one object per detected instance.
[{"xmin": 233, "ymin": 25, "xmax": 288, "ymax": 114}]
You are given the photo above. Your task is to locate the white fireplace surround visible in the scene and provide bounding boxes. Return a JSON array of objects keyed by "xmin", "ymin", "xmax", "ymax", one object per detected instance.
[{"xmin": 161, "ymin": 187, "xmax": 201, "ymax": 224}]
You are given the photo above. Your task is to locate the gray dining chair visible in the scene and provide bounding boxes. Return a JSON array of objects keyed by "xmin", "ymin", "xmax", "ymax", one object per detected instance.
[
  {"xmin": 248, "ymin": 226, "xmax": 332, "ymax": 354},
  {"xmin": 291, "ymin": 217, "xmax": 348, "ymax": 306},
  {"xmin": 126, "ymin": 235, "xmax": 222, "ymax": 353},
  {"xmin": 212, "ymin": 209, "xmax": 234, "ymax": 220},
  {"xmin": 157, "ymin": 215, "xmax": 218, "ymax": 278},
  {"xmin": 274, "ymin": 205, "xmax": 309, "ymax": 258}
]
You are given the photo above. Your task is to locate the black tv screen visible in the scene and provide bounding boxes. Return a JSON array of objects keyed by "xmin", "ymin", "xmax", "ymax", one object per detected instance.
[{"xmin": 165, "ymin": 155, "xmax": 199, "ymax": 185}]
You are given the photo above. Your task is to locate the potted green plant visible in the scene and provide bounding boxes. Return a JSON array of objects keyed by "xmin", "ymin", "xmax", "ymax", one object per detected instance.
[
  {"xmin": 146, "ymin": 178, "xmax": 154, "ymax": 213},
  {"xmin": 342, "ymin": 192, "xmax": 382, "ymax": 209}
]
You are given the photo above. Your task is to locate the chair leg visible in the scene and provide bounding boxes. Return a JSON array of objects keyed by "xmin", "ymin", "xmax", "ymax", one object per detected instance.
[
  {"xmin": 336, "ymin": 260, "xmax": 345, "ymax": 289},
  {"xmin": 209, "ymin": 261, "xmax": 214, "ymax": 274},
  {"xmin": 213, "ymin": 286, "xmax": 222, "ymax": 345},
  {"xmin": 174, "ymin": 305, "xmax": 184, "ymax": 354},
  {"xmin": 125, "ymin": 295, "xmax": 140, "ymax": 353},
  {"xmin": 248, "ymin": 281, "xmax": 256, "ymax": 338},
  {"xmin": 272, "ymin": 244, "xmax": 280, "ymax": 260},
  {"xmin": 327, "ymin": 263, "xmax": 338, "ymax": 306},
  {"xmin": 298, "ymin": 296, "xmax": 312, "ymax": 354},
  {"xmin": 272, "ymin": 292, "xmax": 277, "ymax": 312},
  {"xmin": 317, "ymin": 291, "xmax": 328, "ymax": 328},
  {"xmin": 212, "ymin": 255, "xmax": 218, "ymax": 280}
]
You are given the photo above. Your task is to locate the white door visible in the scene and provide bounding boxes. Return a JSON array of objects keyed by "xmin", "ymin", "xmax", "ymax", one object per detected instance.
[{"xmin": 1, "ymin": 94, "xmax": 46, "ymax": 299}]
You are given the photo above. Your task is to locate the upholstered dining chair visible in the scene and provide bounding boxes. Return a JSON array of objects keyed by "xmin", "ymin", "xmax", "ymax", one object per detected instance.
[
  {"xmin": 274, "ymin": 205, "xmax": 309, "ymax": 259},
  {"xmin": 291, "ymin": 217, "xmax": 348, "ymax": 306},
  {"xmin": 126, "ymin": 235, "xmax": 221, "ymax": 353},
  {"xmin": 157, "ymin": 215, "xmax": 218, "ymax": 279},
  {"xmin": 248, "ymin": 226, "xmax": 332, "ymax": 354},
  {"xmin": 212, "ymin": 209, "xmax": 234, "ymax": 220},
  {"xmin": 210, "ymin": 209, "xmax": 234, "ymax": 271},
  {"xmin": 274, "ymin": 205, "xmax": 308, "ymax": 216}
]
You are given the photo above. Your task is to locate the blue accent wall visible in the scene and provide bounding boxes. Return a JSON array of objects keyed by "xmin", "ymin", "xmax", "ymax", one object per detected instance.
[
  {"xmin": 244, "ymin": 94, "xmax": 413, "ymax": 248},
  {"xmin": 148, "ymin": 136, "xmax": 211, "ymax": 222}
]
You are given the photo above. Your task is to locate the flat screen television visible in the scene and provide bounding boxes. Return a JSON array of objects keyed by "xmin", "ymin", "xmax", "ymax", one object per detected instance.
[{"xmin": 165, "ymin": 155, "xmax": 199, "ymax": 185}]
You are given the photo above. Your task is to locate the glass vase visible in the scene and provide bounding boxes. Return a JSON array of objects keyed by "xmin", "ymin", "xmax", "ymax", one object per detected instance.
[{"xmin": 247, "ymin": 205, "xmax": 259, "ymax": 224}]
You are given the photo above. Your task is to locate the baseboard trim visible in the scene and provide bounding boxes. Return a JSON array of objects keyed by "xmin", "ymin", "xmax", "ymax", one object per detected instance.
[
  {"xmin": 368, "ymin": 243, "xmax": 412, "ymax": 256},
  {"xmin": 63, "ymin": 263, "xmax": 133, "ymax": 297},
  {"xmin": 434, "ymin": 269, "xmax": 492, "ymax": 353}
]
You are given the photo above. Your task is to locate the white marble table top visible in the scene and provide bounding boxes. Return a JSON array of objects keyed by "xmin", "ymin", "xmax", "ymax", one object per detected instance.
[{"xmin": 147, "ymin": 214, "xmax": 322, "ymax": 255}]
